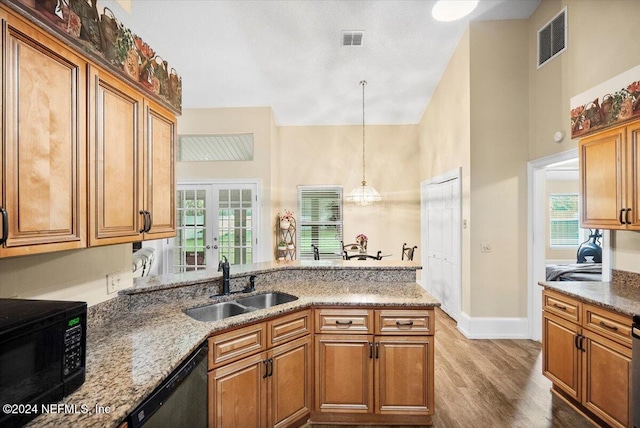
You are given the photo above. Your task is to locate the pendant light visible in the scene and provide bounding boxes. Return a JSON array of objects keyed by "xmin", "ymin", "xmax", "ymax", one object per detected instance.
[{"xmin": 346, "ymin": 80, "xmax": 382, "ymax": 206}]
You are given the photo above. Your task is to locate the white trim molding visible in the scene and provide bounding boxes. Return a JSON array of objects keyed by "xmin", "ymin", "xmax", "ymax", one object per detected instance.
[{"xmin": 457, "ymin": 312, "xmax": 529, "ymax": 340}]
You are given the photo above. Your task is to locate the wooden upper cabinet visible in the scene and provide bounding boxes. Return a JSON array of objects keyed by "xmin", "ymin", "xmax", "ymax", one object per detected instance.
[
  {"xmin": 143, "ymin": 99, "xmax": 176, "ymax": 239},
  {"xmin": 579, "ymin": 126, "xmax": 625, "ymax": 229},
  {"xmin": 625, "ymin": 121, "xmax": 640, "ymax": 229},
  {"xmin": 87, "ymin": 72, "xmax": 176, "ymax": 246},
  {"xmin": 580, "ymin": 119, "xmax": 640, "ymax": 230},
  {"xmin": 88, "ymin": 66, "xmax": 144, "ymax": 245},
  {"xmin": 0, "ymin": 15, "xmax": 86, "ymax": 257}
]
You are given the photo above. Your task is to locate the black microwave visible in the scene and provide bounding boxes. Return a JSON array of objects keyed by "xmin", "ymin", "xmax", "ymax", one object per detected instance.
[{"xmin": 0, "ymin": 298, "xmax": 87, "ymax": 428}]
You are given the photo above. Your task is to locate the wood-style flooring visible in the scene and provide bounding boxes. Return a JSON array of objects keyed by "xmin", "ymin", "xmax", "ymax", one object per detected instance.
[{"xmin": 309, "ymin": 307, "xmax": 593, "ymax": 428}]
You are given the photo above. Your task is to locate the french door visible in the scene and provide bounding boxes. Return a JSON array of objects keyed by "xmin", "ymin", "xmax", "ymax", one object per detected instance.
[{"xmin": 173, "ymin": 182, "xmax": 258, "ymax": 272}]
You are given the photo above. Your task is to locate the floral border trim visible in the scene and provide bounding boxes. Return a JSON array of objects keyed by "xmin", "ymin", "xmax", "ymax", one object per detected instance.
[
  {"xmin": 571, "ymin": 79, "xmax": 640, "ymax": 139},
  {"xmin": 11, "ymin": 0, "xmax": 182, "ymax": 113}
]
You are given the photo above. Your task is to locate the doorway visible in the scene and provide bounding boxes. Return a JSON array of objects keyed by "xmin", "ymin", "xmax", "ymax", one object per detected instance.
[
  {"xmin": 171, "ymin": 181, "xmax": 259, "ymax": 273},
  {"xmin": 421, "ymin": 168, "xmax": 462, "ymax": 322},
  {"xmin": 527, "ymin": 150, "xmax": 610, "ymax": 340}
]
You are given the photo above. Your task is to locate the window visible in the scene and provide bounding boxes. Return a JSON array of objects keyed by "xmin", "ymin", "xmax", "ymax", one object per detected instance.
[
  {"xmin": 298, "ymin": 186, "xmax": 343, "ymax": 260},
  {"xmin": 178, "ymin": 134, "xmax": 254, "ymax": 161},
  {"xmin": 549, "ymin": 193, "xmax": 580, "ymax": 247}
]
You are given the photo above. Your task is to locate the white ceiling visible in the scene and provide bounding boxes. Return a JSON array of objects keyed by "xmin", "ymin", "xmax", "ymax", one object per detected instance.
[{"xmin": 107, "ymin": 0, "xmax": 540, "ymax": 126}]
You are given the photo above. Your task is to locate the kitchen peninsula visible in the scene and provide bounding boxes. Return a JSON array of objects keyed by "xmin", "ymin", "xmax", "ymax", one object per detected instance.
[{"xmin": 26, "ymin": 261, "xmax": 439, "ymax": 428}]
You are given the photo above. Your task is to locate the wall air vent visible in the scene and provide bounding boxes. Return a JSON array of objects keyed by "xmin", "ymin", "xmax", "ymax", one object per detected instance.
[
  {"xmin": 537, "ymin": 7, "xmax": 567, "ymax": 68},
  {"xmin": 342, "ymin": 30, "xmax": 364, "ymax": 46}
]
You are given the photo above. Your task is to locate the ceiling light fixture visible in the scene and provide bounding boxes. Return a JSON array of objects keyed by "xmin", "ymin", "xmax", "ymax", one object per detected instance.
[
  {"xmin": 432, "ymin": 0, "xmax": 478, "ymax": 22},
  {"xmin": 346, "ymin": 80, "xmax": 382, "ymax": 206}
]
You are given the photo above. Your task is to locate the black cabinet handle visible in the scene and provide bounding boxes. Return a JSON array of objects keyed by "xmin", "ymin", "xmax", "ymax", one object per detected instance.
[
  {"xmin": 375, "ymin": 342, "xmax": 380, "ymax": 359},
  {"xmin": 625, "ymin": 208, "xmax": 632, "ymax": 225},
  {"xmin": 619, "ymin": 209, "xmax": 625, "ymax": 225},
  {"xmin": 574, "ymin": 334, "xmax": 580, "ymax": 350},
  {"xmin": 139, "ymin": 210, "xmax": 147, "ymax": 233},
  {"xmin": 262, "ymin": 360, "xmax": 269, "ymax": 379},
  {"xmin": 0, "ymin": 206, "xmax": 7, "ymax": 245},
  {"xmin": 598, "ymin": 320, "xmax": 619, "ymax": 331},
  {"xmin": 335, "ymin": 320, "xmax": 353, "ymax": 326},
  {"xmin": 146, "ymin": 210, "xmax": 153, "ymax": 232},
  {"xmin": 396, "ymin": 320, "xmax": 414, "ymax": 327},
  {"xmin": 268, "ymin": 358, "xmax": 273, "ymax": 377},
  {"xmin": 369, "ymin": 342, "xmax": 373, "ymax": 359},
  {"xmin": 579, "ymin": 335, "xmax": 586, "ymax": 352}
]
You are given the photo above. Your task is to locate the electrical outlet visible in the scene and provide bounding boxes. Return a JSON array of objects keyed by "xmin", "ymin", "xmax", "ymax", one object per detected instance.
[
  {"xmin": 107, "ymin": 271, "xmax": 124, "ymax": 294},
  {"xmin": 481, "ymin": 242, "xmax": 492, "ymax": 253}
]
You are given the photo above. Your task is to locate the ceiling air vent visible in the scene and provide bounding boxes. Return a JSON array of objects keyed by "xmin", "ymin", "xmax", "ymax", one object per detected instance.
[
  {"xmin": 342, "ymin": 30, "xmax": 364, "ymax": 46},
  {"xmin": 537, "ymin": 7, "xmax": 566, "ymax": 68}
]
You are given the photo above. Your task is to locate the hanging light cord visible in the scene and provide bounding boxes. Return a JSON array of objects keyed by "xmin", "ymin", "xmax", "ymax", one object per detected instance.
[{"xmin": 360, "ymin": 80, "xmax": 367, "ymax": 186}]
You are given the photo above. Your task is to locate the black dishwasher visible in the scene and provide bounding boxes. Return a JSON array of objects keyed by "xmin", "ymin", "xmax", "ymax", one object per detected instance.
[{"xmin": 128, "ymin": 343, "xmax": 208, "ymax": 428}]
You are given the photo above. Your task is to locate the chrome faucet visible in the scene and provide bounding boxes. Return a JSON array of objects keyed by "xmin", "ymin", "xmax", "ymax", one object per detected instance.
[{"xmin": 218, "ymin": 255, "xmax": 231, "ymax": 295}]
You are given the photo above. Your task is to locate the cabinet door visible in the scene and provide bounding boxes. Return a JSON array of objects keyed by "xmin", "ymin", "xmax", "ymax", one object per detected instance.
[
  {"xmin": 582, "ymin": 330, "xmax": 632, "ymax": 428},
  {"xmin": 1, "ymin": 17, "xmax": 86, "ymax": 256},
  {"xmin": 314, "ymin": 334, "xmax": 373, "ymax": 414},
  {"xmin": 269, "ymin": 336, "xmax": 312, "ymax": 428},
  {"xmin": 542, "ymin": 312, "xmax": 581, "ymax": 400},
  {"xmin": 208, "ymin": 352, "xmax": 268, "ymax": 428},
  {"xmin": 88, "ymin": 66, "xmax": 144, "ymax": 245},
  {"xmin": 143, "ymin": 99, "xmax": 176, "ymax": 239},
  {"xmin": 626, "ymin": 121, "xmax": 640, "ymax": 229},
  {"xmin": 579, "ymin": 126, "xmax": 626, "ymax": 229},
  {"xmin": 374, "ymin": 336, "xmax": 434, "ymax": 416}
]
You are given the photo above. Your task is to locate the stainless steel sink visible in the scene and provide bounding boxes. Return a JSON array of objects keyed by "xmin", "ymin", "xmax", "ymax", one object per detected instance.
[
  {"xmin": 185, "ymin": 292, "xmax": 298, "ymax": 322},
  {"xmin": 184, "ymin": 301, "xmax": 251, "ymax": 322},
  {"xmin": 235, "ymin": 292, "xmax": 298, "ymax": 309}
]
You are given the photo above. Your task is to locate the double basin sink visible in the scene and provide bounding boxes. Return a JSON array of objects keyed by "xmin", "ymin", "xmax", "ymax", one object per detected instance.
[{"xmin": 185, "ymin": 292, "xmax": 298, "ymax": 322}]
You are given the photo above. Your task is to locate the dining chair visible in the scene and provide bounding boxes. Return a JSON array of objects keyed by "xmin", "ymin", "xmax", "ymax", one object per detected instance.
[
  {"xmin": 345, "ymin": 250, "xmax": 382, "ymax": 261},
  {"xmin": 402, "ymin": 243, "xmax": 417, "ymax": 261}
]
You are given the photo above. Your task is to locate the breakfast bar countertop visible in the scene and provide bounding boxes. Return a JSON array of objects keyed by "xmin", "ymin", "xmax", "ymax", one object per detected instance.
[{"xmin": 26, "ymin": 262, "xmax": 437, "ymax": 428}]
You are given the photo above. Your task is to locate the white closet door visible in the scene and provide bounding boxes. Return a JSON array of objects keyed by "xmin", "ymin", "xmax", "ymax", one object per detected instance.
[{"xmin": 422, "ymin": 172, "xmax": 461, "ymax": 321}]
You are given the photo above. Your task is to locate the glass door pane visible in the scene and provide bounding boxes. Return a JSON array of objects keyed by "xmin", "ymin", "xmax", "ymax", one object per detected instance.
[
  {"xmin": 172, "ymin": 182, "xmax": 257, "ymax": 273},
  {"xmin": 216, "ymin": 186, "xmax": 254, "ymax": 265},
  {"xmin": 174, "ymin": 187, "xmax": 209, "ymax": 272}
]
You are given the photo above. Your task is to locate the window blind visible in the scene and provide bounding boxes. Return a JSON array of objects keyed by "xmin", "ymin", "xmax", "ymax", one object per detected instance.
[
  {"xmin": 298, "ymin": 186, "xmax": 343, "ymax": 260},
  {"xmin": 549, "ymin": 194, "xmax": 580, "ymax": 247}
]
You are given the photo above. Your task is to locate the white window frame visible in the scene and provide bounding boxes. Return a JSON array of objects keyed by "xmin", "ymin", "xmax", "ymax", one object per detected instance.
[
  {"xmin": 297, "ymin": 185, "xmax": 343, "ymax": 260},
  {"xmin": 548, "ymin": 192, "xmax": 581, "ymax": 249}
]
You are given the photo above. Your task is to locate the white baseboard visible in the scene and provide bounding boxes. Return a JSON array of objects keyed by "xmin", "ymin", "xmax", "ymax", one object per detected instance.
[{"xmin": 456, "ymin": 311, "xmax": 529, "ymax": 339}]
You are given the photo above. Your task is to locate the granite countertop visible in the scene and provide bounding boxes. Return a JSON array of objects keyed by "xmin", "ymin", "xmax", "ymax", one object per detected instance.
[
  {"xmin": 123, "ymin": 259, "xmax": 422, "ymax": 295},
  {"xmin": 27, "ymin": 275, "xmax": 437, "ymax": 428},
  {"xmin": 540, "ymin": 280, "xmax": 640, "ymax": 317}
]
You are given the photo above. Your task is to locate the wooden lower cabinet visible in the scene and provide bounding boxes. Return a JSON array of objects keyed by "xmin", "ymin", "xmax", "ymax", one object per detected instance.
[
  {"xmin": 208, "ymin": 326, "xmax": 311, "ymax": 428},
  {"xmin": 314, "ymin": 334, "xmax": 374, "ymax": 414},
  {"xmin": 582, "ymin": 329, "xmax": 632, "ymax": 428},
  {"xmin": 542, "ymin": 312, "xmax": 581, "ymax": 400},
  {"xmin": 312, "ymin": 307, "xmax": 435, "ymax": 425},
  {"xmin": 375, "ymin": 336, "xmax": 434, "ymax": 415},
  {"xmin": 542, "ymin": 290, "xmax": 632, "ymax": 428}
]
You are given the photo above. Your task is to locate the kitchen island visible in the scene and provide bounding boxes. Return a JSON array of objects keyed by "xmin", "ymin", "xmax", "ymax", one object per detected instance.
[{"xmin": 25, "ymin": 260, "xmax": 438, "ymax": 428}]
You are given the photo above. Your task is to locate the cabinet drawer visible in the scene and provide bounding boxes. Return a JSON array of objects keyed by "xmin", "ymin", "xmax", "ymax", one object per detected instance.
[
  {"xmin": 315, "ymin": 308, "xmax": 373, "ymax": 334},
  {"xmin": 208, "ymin": 322, "xmax": 266, "ymax": 369},
  {"xmin": 583, "ymin": 304, "xmax": 632, "ymax": 347},
  {"xmin": 543, "ymin": 290, "xmax": 581, "ymax": 323},
  {"xmin": 375, "ymin": 309, "xmax": 434, "ymax": 335},
  {"xmin": 268, "ymin": 309, "xmax": 311, "ymax": 347}
]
